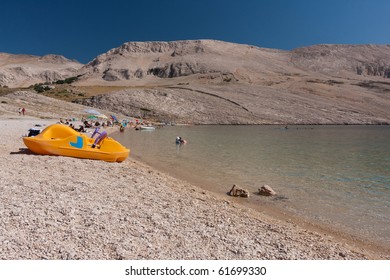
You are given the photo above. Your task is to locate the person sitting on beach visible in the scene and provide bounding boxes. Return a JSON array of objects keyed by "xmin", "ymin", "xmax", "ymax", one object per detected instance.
[
  {"xmin": 84, "ymin": 120, "xmax": 92, "ymax": 128},
  {"xmin": 76, "ymin": 125, "xmax": 86, "ymax": 132}
]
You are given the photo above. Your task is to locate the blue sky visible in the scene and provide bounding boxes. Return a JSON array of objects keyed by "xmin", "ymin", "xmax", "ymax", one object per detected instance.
[{"xmin": 0, "ymin": 0, "xmax": 389, "ymax": 63}]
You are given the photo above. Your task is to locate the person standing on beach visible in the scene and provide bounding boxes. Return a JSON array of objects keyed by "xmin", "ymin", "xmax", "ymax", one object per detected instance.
[
  {"xmin": 21, "ymin": 108, "xmax": 25, "ymax": 116},
  {"xmin": 18, "ymin": 108, "xmax": 22, "ymax": 115}
]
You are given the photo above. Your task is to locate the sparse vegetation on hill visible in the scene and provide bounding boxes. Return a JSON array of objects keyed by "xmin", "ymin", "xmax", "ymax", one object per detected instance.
[
  {"xmin": 32, "ymin": 84, "xmax": 52, "ymax": 93},
  {"xmin": 54, "ymin": 75, "xmax": 83, "ymax": 85}
]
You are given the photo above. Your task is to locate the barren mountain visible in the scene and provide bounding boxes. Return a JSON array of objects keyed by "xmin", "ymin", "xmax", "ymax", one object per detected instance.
[
  {"xmin": 77, "ymin": 40, "xmax": 295, "ymax": 86},
  {"xmin": 77, "ymin": 40, "xmax": 390, "ymax": 84},
  {"xmin": 1, "ymin": 40, "xmax": 390, "ymax": 124},
  {"xmin": 73, "ymin": 40, "xmax": 390, "ymax": 124},
  {"xmin": 0, "ymin": 53, "xmax": 82, "ymax": 88}
]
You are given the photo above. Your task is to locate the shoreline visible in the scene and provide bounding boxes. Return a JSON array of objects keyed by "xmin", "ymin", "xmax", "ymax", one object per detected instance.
[
  {"xmin": 114, "ymin": 124, "xmax": 390, "ymax": 255},
  {"xmin": 128, "ymin": 147, "xmax": 390, "ymax": 259},
  {"xmin": 0, "ymin": 117, "xmax": 388, "ymax": 259}
]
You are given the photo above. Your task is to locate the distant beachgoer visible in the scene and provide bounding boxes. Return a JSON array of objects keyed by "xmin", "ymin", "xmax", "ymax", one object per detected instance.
[
  {"xmin": 18, "ymin": 108, "xmax": 22, "ymax": 115},
  {"xmin": 176, "ymin": 136, "xmax": 187, "ymax": 144},
  {"xmin": 21, "ymin": 108, "xmax": 26, "ymax": 115},
  {"xmin": 77, "ymin": 125, "xmax": 86, "ymax": 132},
  {"xmin": 84, "ymin": 120, "xmax": 92, "ymax": 128}
]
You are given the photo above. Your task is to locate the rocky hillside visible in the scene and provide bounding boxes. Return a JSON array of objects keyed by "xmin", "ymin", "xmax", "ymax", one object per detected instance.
[
  {"xmin": 77, "ymin": 40, "xmax": 293, "ymax": 85},
  {"xmin": 76, "ymin": 40, "xmax": 390, "ymax": 85},
  {"xmin": 1, "ymin": 40, "xmax": 390, "ymax": 124},
  {"xmin": 291, "ymin": 44, "xmax": 390, "ymax": 78},
  {"xmin": 0, "ymin": 53, "xmax": 82, "ymax": 88},
  {"xmin": 73, "ymin": 40, "xmax": 390, "ymax": 124}
]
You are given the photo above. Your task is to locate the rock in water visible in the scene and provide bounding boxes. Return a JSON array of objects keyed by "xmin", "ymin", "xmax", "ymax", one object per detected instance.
[
  {"xmin": 258, "ymin": 184, "xmax": 277, "ymax": 196},
  {"xmin": 228, "ymin": 184, "xmax": 249, "ymax": 198}
]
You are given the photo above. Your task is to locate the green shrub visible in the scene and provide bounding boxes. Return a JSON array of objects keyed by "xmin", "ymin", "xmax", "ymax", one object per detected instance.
[
  {"xmin": 33, "ymin": 84, "xmax": 51, "ymax": 93},
  {"xmin": 54, "ymin": 75, "xmax": 80, "ymax": 85}
]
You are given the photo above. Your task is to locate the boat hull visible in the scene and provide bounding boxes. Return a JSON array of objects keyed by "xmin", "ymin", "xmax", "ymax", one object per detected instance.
[{"xmin": 139, "ymin": 126, "xmax": 156, "ymax": 130}]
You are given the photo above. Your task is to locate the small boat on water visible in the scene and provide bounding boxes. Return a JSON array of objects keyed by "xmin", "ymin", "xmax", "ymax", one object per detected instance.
[
  {"xmin": 139, "ymin": 125, "xmax": 156, "ymax": 131},
  {"xmin": 23, "ymin": 124, "xmax": 130, "ymax": 162}
]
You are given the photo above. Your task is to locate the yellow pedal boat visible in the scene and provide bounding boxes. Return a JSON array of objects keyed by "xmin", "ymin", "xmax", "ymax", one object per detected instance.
[{"xmin": 23, "ymin": 124, "xmax": 130, "ymax": 162}]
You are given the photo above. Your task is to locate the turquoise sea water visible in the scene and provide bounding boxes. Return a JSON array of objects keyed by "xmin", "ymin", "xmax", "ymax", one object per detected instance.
[{"xmin": 114, "ymin": 125, "xmax": 390, "ymax": 247}]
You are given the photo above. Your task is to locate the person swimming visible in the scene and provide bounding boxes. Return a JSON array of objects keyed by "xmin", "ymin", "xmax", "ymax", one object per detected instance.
[{"xmin": 176, "ymin": 136, "xmax": 187, "ymax": 144}]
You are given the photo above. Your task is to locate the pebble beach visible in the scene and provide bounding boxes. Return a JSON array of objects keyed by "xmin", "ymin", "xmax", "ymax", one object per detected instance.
[{"xmin": 0, "ymin": 91, "xmax": 388, "ymax": 260}]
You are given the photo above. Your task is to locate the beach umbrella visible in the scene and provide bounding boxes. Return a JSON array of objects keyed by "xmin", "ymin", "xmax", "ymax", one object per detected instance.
[
  {"xmin": 83, "ymin": 109, "xmax": 108, "ymax": 119},
  {"xmin": 87, "ymin": 115, "xmax": 98, "ymax": 119},
  {"xmin": 110, "ymin": 114, "xmax": 119, "ymax": 122}
]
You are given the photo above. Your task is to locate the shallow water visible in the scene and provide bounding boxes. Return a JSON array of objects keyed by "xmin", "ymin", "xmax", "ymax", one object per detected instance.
[{"xmin": 114, "ymin": 125, "xmax": 390, "ymax": 247}]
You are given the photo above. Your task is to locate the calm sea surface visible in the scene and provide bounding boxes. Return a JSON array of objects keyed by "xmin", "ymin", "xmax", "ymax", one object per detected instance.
[{"xmin": 114, "ymin": 125, "xmax": 390, "ymax": 247}]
